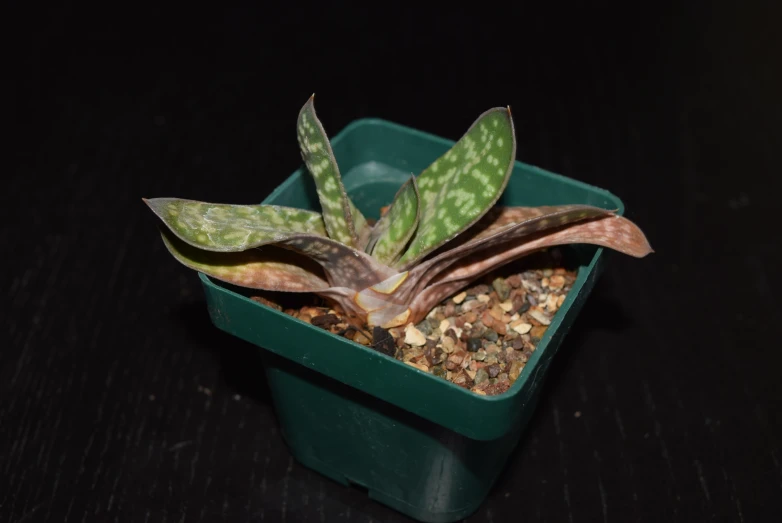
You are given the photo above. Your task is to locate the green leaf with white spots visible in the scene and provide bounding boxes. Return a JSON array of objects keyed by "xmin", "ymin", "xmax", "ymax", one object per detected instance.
[
  {"xmin": 396, "ymin": 107, "xmax": 517, "ymax": 269},
  {"xmin": 367, "ymin": 176, "xmax": 420, "ymax": 266},
  {"xmin": 297, "ymin": 95, "xmax": 367, "ymax": 248},
  {"xmin": 159, "ymin": 228, "xmax": 330, "ymax": 292},
  {"xmin": 144, "ymin": 197, "xmax": 327, "ymax": 252}
]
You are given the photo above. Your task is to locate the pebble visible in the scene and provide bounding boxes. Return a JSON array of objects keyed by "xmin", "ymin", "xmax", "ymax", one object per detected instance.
[
  {"xmin": 545, "ymin": 294, "xmax": 560, "ymax": 312},
  {"xmin": 528, "ymin": 308, "xmax": 552, "ymax": 326},
  {"xmin": 416, "ymin": 320, "xmax": 433, "ymax": 336},
  {"xmin": 492, "ymin": 277, "xmax": 511, "ymax": 301},
  {"xmin": 444, "ymin": 301, "xmax": 457, "ymax": 317},
  {"xmin": 489, "ymin": 305, "xmax": 505, "ymax": 322},
  {"xmin": 441, "ymin": 336, "xmax": 456, "ymax": 353},
  {"xmin": 531, "ymin": 325, "xmax": 548, "ymax": 339},
  {"xmin": 510, "ymin": 320, "xmax": 532, "ymax": 335},
  {"xmin": 403, "ymin": 348, "xmax": 424, "ymax": 362},
  {"xmin": 446, "ymin": 353, "xmax": 463, "ymax": 371},
  {"xmin": 439, "ymin": 319, "xmax": 451, "ymax": 333},
  {"xmin": 506, "ymin": 274, "xmax": 522, "ymax": 288},
  {"xmin": 509, "ymin": 360, "xmax": 524, "ymax": 381},
  {"xmin": 452, "ymin": 291, "xmax": 467, "ymax": 304},
  {"xmin": 467, "ymin": 338, "xmax": 482, "ymax": 352},
  {"xmin": 404, "ymin": 324, "xmax": 427, "ymax": 346},
  {"xmin": 446, "ymin": 325, "xmax": 463, "ymax": 339},
  {"xmin": 352, "ymin": 330, "xmax": 372, "ymax": 345},
  {"xmin": 452, "ymin": 372, "xmax": 469, "ymax": 387},
  {"xmin": 474, "ymin": 368, "xmax": 489, "ymax": 384},
  {"xmin": 462, "ymin": 300, "xmax": 483, "ymax": 312},
  {"xmin": 483, "ymin": 330, "xmax": 499, "ymax": 342},
  {"xmin": 549, "ymin": 274, "xmax": 566, "ymax": 290},
  {"xmin": 406, "ymin": 361, "xmax": 429, "ymax": 372}
]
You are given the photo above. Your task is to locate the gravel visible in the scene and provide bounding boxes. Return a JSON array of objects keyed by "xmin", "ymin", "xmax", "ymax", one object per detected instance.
[{"xmin": 268, "ymin": 249, "xmax": 579, "ymax": 397}]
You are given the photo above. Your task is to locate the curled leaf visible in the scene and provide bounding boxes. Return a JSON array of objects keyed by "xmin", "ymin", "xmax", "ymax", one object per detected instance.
[
  {"xmin": 380, "ymin": 205, "xmax": 614, "ymax": 306},
  {"xmin": 407, "ymin": 214, "xmax": 653, "ymax": 322},
  {"xmin": 159, "ymin": 228, "xmax": 330, "ymax": 292},
  {"xmin": 410, "ymin": 205, "xmax": 613, "ymax": 288},
  {"xmin": 146, "ymin": 197, "xmax": 395, "ymax": 291}
]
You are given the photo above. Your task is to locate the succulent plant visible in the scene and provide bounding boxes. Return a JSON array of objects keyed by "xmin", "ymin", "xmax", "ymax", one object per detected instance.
[{"xmin": 144, "ymin": 95, "xmax": 653, "ymax": 329}]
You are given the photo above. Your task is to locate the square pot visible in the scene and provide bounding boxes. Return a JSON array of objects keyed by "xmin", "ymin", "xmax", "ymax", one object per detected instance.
[{"xmin": 198, "ymin": 116, "xmax": 626, "ymax": 522}]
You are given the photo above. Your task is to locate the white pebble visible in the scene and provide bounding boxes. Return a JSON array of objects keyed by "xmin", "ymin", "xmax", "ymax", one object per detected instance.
[
  {"xmin": 528, "ymin": 308, "xmax": 552, "ymax": 326},
  {"xmin": 404, "ymin": 324, "xmax": 427, "ymax": 346}
]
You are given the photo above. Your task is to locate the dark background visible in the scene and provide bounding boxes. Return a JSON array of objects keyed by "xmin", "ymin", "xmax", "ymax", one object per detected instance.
[{"xmin": 5, "ymin": 2, "xmax": 781, "ymax": 522}]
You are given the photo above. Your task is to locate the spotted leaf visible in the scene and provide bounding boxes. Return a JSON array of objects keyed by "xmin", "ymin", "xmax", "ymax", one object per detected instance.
[
  {"xmin": 406, "ymin": 214, "xmax": 653, "ymax": 323},
  {"xmin": 396, "ymin": 107, "xmax": 516, "ymax": 268},
  {"xmin": 411, "ymin": 205, "xmax": 612, "ymax": 288},
  {"xmin": 159, "ymin": 228, "xmax": 330, "ymax": 292},
  {"xmin": 366, "ymin": 176, "xmax": 420, "ymax": 266},
  {"xmin": 387, "ymin": 205, "xmax": 613, "ymax": 305},
  {"xmin": 144, "ymin": 197, "xmax": 326, "ymax": 252},
  {"xmin": 280, "ymin": 235, "xmax": 397, "ymax": 289},
  {"xmin": 297, "ymin": 95, "xmax": 367, "ymax": 248}
]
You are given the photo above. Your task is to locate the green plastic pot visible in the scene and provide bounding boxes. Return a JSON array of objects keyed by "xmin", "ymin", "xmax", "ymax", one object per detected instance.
[{"xmin": 198, "ymin": 116, "xmax": 626, "ymax": 522}]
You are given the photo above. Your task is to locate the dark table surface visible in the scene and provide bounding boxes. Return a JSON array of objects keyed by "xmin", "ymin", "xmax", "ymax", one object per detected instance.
[{"xmin": 5, "ymin": 3, "xmax": 781, "ymax": 522}]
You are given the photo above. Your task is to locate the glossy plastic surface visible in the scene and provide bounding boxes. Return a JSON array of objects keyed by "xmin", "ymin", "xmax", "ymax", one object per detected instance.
[{"xmin": 199, "ymin": 116, "xmax": 625, "ymax": 522}]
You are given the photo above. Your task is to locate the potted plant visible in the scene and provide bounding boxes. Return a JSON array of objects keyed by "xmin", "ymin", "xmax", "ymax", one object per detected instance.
[{"xmin": 143, "ymin": 95, "xmax": 652, "ymax": 522}]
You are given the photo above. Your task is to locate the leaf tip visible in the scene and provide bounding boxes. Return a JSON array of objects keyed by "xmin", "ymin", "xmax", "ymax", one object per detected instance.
[{"xmin": 142, "ymin": 197, "xmax": 160, "ymax": 213}]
